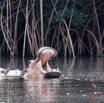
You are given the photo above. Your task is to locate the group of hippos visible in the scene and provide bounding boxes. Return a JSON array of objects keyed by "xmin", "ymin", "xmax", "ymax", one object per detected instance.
[{"xmin": 0, "ymin": 47, "xmax": 61, "ymax": 79}]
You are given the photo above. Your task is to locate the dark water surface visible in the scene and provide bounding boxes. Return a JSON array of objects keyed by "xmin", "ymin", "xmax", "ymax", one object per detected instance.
[{"xmin": 0, "ymin": 57, "xmax": 104, "ymax": 103}]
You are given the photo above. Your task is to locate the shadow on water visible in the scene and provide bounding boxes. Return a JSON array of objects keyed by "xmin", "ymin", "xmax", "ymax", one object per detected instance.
[{"xmin": 0, "ymin": 57, "xmax": 104, "ymax": 103}]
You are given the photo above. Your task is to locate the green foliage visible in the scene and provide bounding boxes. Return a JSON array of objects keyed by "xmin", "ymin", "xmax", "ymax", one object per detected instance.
[
  {"xmin": 72, "ymin": 9, "xmax": 86, "ymax": 29},
  {"xmin": 42, "ymin": 0, "xmax": 86, "ymax": 29},
  {"xmin": 31, "ymin": 0, "xmax": 87, "ymax": 29},
  {"xmin": 51, "ymin": 7, "xmax": 86, "ymax": 29}
]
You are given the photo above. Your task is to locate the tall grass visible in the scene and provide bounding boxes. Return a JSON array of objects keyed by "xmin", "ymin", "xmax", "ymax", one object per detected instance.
[{"xmin": 0, "ymin": 0, "xmax": 104, "ymax": 57}]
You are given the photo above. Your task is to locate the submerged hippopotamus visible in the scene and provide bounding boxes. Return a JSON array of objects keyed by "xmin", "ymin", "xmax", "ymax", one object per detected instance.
[
  {"xmin": 0, "ymin": 47, "xmax": 60, "ymax": 79},
  {"xmin": 23, "ymin": 47, "xmax": 58, "ymax": 79},
  {"xmin": 0, "ymin": 67, "xmax": 23, "ymax": 77}
]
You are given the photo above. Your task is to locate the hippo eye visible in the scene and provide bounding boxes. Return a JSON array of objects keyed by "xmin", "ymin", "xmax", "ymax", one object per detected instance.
[{"xmin": 43, "ymin": 52, "xmax": 46, "ymax": 55}]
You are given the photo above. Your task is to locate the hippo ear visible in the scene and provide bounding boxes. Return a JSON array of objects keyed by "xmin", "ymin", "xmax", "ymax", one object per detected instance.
[
  {"xmin": 29, "ymin": 60, "xmax": 34, "ymax": 64},
  {"xmin": 53, "ymin": 49, "xmax": 58, "ymax": 57},
  {"xmin": 22, "ymin": 69, "xmax": 28, "ymax": 75}
]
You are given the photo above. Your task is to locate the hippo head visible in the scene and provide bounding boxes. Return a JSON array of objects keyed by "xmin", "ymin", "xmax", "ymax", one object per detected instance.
[
  {"xmin": 0, "ymin": 68, "xmax": 10, "ymax": 75},
  {"xmin": 36, "ymin": 47, "xmax": 57, "ymax": 70}
]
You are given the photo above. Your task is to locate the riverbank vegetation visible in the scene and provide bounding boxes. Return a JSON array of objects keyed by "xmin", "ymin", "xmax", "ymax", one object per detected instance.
[{"xmin": 0, "ymin": 0, "xmax": 104, "ymax": 57}]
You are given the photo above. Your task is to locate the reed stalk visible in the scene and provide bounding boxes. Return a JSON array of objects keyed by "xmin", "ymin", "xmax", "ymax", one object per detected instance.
[
  {"xmin": 45, "ymin": 0, "xmax": 58, "ymax": 42},
  {"xmin": 62, "ymin": 19, "xmax": 75, "ymax": 57},
  {"xmin": 0, "ymin": 0, "xmax": 104, "ymax": 57},
  {"xmin": 0, "ymin": 0, "xmax": 14, "ymax": 56},
  {"xmin": 14, "ymin": 0, "xmax": 21, "ymax": 55},
  {"xmin": 92, "ymin": 0, "xmax": 102, "ymax": 56},
  {"xmin": 87, "ymin": 29, "xmax": 100, "ymax": 56},
  {"xmin": 31, "ymin": 0, "xmax": 38, "ymax": 54},
  {"xmin": 40, "ymin": 0, "xmax": 44, "ymax": 46}
]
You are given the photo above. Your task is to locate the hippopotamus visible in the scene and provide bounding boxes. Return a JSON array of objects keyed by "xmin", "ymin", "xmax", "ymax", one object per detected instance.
[
  {"xmin": 0, "ymin": 67, "xmax": 23, "ymax": 77},
  {"xmin": 23, "ymin": 47, "xmax": 58, "ymax": 79},
  {"xmin": 0, "ymin": 47, "xmax": 60, "ymax": 79}
]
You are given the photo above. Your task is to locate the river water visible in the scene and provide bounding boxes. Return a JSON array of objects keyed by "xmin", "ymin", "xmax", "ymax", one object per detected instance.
[{"xmin": 0, "ymin": 57, "xmax": 104, "ymax": 103}]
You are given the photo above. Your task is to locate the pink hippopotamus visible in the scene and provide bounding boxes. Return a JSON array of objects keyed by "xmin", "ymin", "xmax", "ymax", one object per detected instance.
[
  {"xmin": 0, "ymin": 47, "xmax": 60, "ymax": 79},
  {"xmin": 23, "ymin": 47, "xmax": 58, "ymax": 79},
  {"xmin": 0, "ymin": 67, "xmax": 23, "ymax": 77}
]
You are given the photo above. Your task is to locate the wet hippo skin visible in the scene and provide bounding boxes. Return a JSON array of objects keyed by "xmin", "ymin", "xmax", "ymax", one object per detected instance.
[{"xmin": 23, "ymin": 47, "xmax": 61, "ymax": 79}]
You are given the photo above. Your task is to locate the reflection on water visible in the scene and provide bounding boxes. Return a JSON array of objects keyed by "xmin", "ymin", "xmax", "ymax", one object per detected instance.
[{"xmin": 0, "ymin": 57, "xmax": 104, "ymax": 103}]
